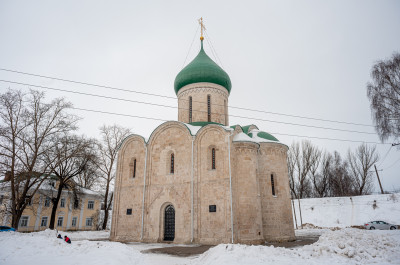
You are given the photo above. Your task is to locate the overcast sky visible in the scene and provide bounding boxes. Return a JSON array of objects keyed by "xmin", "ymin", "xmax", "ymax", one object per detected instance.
[{"xmin": 0, "ymin": 0, "xmax": 399, "ymax": 191}]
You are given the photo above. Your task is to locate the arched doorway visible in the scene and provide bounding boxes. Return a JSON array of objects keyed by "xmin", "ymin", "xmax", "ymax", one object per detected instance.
[{"xmin": 164, "ymin": 205, "xmax": 175, "ymax": 241}]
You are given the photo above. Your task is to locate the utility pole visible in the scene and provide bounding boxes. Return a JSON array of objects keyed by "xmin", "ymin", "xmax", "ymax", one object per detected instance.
[{"xmin": 374, "ymin": 164, "xmax": 384, "ymax": 194}]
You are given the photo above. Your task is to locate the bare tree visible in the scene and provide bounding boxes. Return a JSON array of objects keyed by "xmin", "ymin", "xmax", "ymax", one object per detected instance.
[
  {"xmin": 46, "ymin": 134, "xmax": 95, "ymax": 229},
  {"xmin": 0, "ymin": 89, "xmax": 78, "ymax": 228},
  {"xmin": 367, "ymin": 52, "xmax": 400, "ymax": 142},
  {"xmin": 347, "ymin": 144, "xmax": 379, "ymax": 195},
  {"xmin": 74, "ymin": 158, "xmax": 100, "ymax": 190},
  {"xmin": 312, "ymin": 152, "xmax": 332, "ymax": 197},
  {"xmin": 96, "ymin": 124, "xmax": 131, "ymax": 230},
  {"xmin": 329, "ymin": 151, "xmax": 354, "ymax": 197},
  {"xmin": 288, "ymin": 140, "xmax": 322, "ymax": 199}
]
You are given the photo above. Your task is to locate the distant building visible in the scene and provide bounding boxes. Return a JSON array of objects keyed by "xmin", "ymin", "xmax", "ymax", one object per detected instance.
[
  {"xmin": 110, "ymin": 27, "xmax": 295, "ymax": 244},
  {"xmin": 0, "ymin": 176, "xmax": 102, "ymax": 232}
]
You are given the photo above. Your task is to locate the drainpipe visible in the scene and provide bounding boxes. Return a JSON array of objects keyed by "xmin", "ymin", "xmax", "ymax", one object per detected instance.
[
  {"xmin": 228, "ymin": 131, "xmax": 234, "ymax": 243},
  {"xmin": 191, "ymin": 136, "xmax": 194, "ymax": 243},
  {"xmin": 140, "ymin": 143, "xmax": 148, "ymax": 240}
]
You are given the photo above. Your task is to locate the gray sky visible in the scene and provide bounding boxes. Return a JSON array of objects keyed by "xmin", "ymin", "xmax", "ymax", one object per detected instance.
[{"xmin": 1, "ymin": 0, "xmax": 399, "ymax": 191}]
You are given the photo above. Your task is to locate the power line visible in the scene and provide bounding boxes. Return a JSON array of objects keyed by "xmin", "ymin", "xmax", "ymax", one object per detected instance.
[
  {"xmin": 383, "ymin": 158, "xmax": 400, "ymax": 170},
  {"xmin": 69, "ymin": 107, "xmax": 389, "ymax": 145},
  {"xmin": 0, "ymin": 68, "xmax": 374, "ymax": 127},
  {"xmin": 378, "ymin": 145, "xmax": 392, "ymax": 167},
  {"xmin": 0, "ymin": 79, "xmax": 378, "ymax": 135}
]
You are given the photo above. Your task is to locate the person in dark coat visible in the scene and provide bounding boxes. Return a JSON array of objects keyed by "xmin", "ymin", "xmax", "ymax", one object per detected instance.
[
  {"xmin": 64, "ymin": 235, "xmax": 71, "ymax": 244},
  {"xmin": 57, "ymin": 234, "xmax": 62, "ymax": 239}
]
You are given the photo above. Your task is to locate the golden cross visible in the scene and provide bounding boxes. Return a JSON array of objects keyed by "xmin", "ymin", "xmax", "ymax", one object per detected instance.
[{"xmin": 198, "ymin": 17, "xmax": 206, "ymax": 41}]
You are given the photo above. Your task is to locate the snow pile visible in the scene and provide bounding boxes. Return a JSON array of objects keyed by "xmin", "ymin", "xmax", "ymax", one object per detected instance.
[
  {"xmin": 191, "ymin": 229, "xmax": 400, "ymax": 265},
  {"xmin": 302, "ymin": 229, "xmax": 400, "ymax": 263},
  {"xmin": 1, "ymin": 228, "xmax": 399, "ymax": 265},
  {"xmin": 184, "ymin": 123, "xmax": 203, "ymax": 135},
  {"xmin": 232, "ymin": 132, "xmax": 259, "ymax": 143},
  {"xmin": 292, "ymin": 193, "xmax": 400, "ymax": 228},
  {"xmin": 0, "ymin": 229, "xmax": 140, "ymax": 265}
]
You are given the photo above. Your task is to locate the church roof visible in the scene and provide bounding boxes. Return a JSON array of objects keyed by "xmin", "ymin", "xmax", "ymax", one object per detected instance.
[
  {"xmin": 117, "ymin": 122, "xmax": 285, "ymax": 151},
  {"xmin": 174, "ymin": 40, "xmax": 232, "ymax": 95},
  {"xmin": 248, "ymin": 130, "xmax": 279, "ymax": 142}
]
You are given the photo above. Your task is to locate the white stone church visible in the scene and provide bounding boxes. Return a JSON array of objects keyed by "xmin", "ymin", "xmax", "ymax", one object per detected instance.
[{"xmin": 110, "ymin": 32, "xmax": 295, "ymax": 244}]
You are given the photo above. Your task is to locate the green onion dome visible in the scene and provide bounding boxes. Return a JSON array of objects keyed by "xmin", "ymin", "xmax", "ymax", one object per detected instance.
[{"xmin": 174, "ymin": 40, "xmax": 232, "ymax": 95}]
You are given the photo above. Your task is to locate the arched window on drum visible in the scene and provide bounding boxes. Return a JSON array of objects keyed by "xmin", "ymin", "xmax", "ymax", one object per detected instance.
[
  {"xmin": 271, "ymin": 174, "xmax": 276, "ymax": 196},
  {"xmin": 129, "ymin": 158, "xmax": 137, "ymax": 178}
]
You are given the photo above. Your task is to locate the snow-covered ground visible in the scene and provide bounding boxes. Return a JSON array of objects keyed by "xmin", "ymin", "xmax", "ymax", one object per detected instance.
[
  {"xmin": 292, "ymin": 193, "xmax": 400, "ymax": 228},
  {"xmin": 1, "ymin": 193, "xmax": 399, "ymax": 265},
  {"xmin": 1, "ymin": 228, "xmax": 399, "ymax": 265}
]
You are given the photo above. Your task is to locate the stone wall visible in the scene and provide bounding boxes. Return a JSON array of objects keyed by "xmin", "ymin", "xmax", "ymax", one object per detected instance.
[
  {"xmin": 110, "ymin": 136, "xmax": 146, "ymax": 242},
  {"xmin": 177, "ymin": 83, "xmax": 229, "ymax": 125},
  {"xmin": 194, "ymin": 125, "xmax": 232, "ymax": 244},
  {"xmin": 258, "ymin": 143, "xmax": 296, "ymax": 242},
  {"xmin": 110, "ymin": 121, "xmax": 295, "ymax": 244},
  {"xmin": 232, "ymin": 142, "xmax": 264, "ymax": 244}
]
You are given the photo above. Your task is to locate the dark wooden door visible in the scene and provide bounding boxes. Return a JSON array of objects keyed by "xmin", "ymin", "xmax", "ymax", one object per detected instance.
[{"xmin": 164, "ymin": 205, "xmax": 175, "ymax": 241}]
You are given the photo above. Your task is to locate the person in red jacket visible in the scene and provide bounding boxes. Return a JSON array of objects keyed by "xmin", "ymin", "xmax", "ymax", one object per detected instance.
[{"xmin": 64, "ymin": 235, "xmax": 71, "ymax": 244}]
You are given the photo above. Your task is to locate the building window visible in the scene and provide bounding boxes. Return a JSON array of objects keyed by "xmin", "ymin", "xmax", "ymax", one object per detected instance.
[
  {"xmin": 189, "ymin": 96, "xmax": 192, "ymax": 123},
  {"xmin": 87, "ymin": 200, "xmax": 94, "ymax": 210},
  {"xmin": 72, "ymin": 217, "xmax": 77, "ymax": 227},
  {"xmin": 20, "ymin": 216, "xmax": 29, "ymax": 227},
  {"xmin": 224, "ymin": 99, "xmax": 228, "ymax": 125},
  {"xmin": 25, "ymin": 197, "xmax": 32, "ymax": 206},
  {"xmin": 133, "ymin": 159, "xmax": 136, "ymax": 178},
  {"xmin": 211, "ymin": 148, "xmax": 216, "ymax": 170},
  {"xmin": 86, "ymin": 218, "xmax": 93, "ymax": 227},
  {"xmin": 130, "ymin": 158, "xmax": 137, "ymax": 178},
  {"xmin": 207, "ymin": 95, "xmax": 211, "ymax": 122},
  {"xmin": 57, "ymin": 217, "xmax": 63, "ymax": 227},
  {"xmin": 126, "ymin": 208, "xmax": 132, "ymax": 215},
  {"xmin": 209, "ymin": 205, "xmax": 216, "ymax": 212},
  {"xmin": 271, "ymin": 174, "xmax": 276, "ymax": 196},
  {"xmin": 74, "ymin": 199, "xmax": 79, "ymax": 209},
  {"xmin": 170, "ymin": 153, "xmax": 175, "ymax": 174},
  {"xmin": 44, "ymin": 196, "xmax": 51, "ymax": 207},
  {"xmin": 41, "ymin": 216, "xmax": 48, "ymax": 227},
  {"xmin": 60, "ymin": 198, "xmax": 65, "ymax": 208}
]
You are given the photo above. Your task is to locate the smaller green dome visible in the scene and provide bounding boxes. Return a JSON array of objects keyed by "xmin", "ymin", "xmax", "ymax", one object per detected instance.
[
  {"xmin": 248, "ymin": 131, "xmax": 279, "ymax": 142},
  {"xmin": 174, "ymin": 41, "xmax": 232, "ymax": 95}
]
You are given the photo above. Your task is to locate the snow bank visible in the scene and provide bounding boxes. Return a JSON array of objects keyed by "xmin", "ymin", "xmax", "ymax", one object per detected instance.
[
  {"xmin": 191, "ymin": 229, "xmax": 400, "ymax": 265},
  {"xmin": 1, "ymin": 228, "xmax": 399, "ymax": 265},
  {"xmin": 0, "ymin": 229, "xmax": 139, "ymax": 265},
  {"xmin": 292, "ymin": 193, "xmax": 400, "ymax": 228}
]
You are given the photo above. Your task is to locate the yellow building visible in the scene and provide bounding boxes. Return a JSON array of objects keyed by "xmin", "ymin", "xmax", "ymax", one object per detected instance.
[{"xmin": 0, "ymin": 178, "xmax": 102, "ymax": 232}]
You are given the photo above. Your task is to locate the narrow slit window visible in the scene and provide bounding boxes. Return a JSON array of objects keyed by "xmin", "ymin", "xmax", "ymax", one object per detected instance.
[
  {"xmin": 211, "ymin": 148, "xmax": 216, "ymax": 170},
  {"xmin": 189, "ymin": 96, "xmax": 192, "ymax": 123},
  {"xmin": 207, "ymin": 95, "xmax": 211, "ymax": 122},
  {"xmin": 133, "ymin": 159, "xmax": 136, "ymax": 178},
  {"xmin": 224, "ymin": 100, "xmax": 227, "ymax": 125},
  {"xmin": 271, "ymin": 174, "xmax": 276, "ymax": 196},
  {"xmin": 170, "ymin": 153, "xmax": 174, "ymax": 174}
]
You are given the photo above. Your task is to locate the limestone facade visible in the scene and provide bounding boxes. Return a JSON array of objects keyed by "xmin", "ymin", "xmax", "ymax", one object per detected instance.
[
  {"xmin": 110, "ymin": 121, "xmax": 295, "ymax": 244},
  {"xmin": 177, "ymin": 83, "xmax": 229, "ymax": 125}
]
